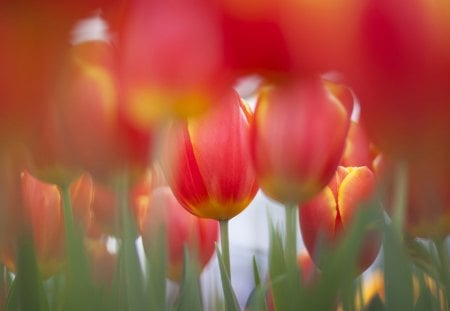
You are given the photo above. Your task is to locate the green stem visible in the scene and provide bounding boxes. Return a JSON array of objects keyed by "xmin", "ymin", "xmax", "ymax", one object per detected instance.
[
  {"xmin": 220, "ymin": 220, "xmax": 231, "ymax": 280},
  {"xmin": 61, "ymin": 186, "xmax": 77, "ymax": 265},
  {"xmin": 285, "ymin": 205, "xmax": 298, "ymax": 268},
  {"xmin": 436, "ymin": 239, "xmax": 450, "ymax": 310},
  {"xmin": 392, "ymin": 162, "xmax": 408, "ymax": 237}
]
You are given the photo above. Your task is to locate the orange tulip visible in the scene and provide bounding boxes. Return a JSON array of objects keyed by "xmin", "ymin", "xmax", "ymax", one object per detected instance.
[
  {"xmin": 250, "ymin": 77, "xmax": 351, "ymax": 205},
  {"xmin": 1, "ymin": 171, "xmax": 93, "ymax": 278},
  {"xmin": 161, "ymin": 89, "xmax": 258, "ymax": 220},
  {"xmin": 299, "ymin": 166, "xmax": 380, "ymax": 272},
  {"xmin": 139, "ymin": 187, "xmax": 218, "ymax": 281}
]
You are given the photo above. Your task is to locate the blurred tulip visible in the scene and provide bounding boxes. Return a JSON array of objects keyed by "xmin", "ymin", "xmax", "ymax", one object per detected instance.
[
  {"xmin": 250, "ymin": 77, "xmax": 351, "ymax": 205},
  {"xmin": 0, "ymin": 1, "xmax": 121, "ymax": 153},
  {"xmin": 140, "ymin": 187, "xmax": 218, "ymax": 281},
  {"xmin": 279, "ymin": 0, "xmax": 361, "ymax": 75},
  {"xmin": 299, "ymin": 166, "xmax": 380, "ymax": 272},
  {"xmin": 340, "ymin": 121, "xmax": 376, "ymax": 169},
  {"xmin": 216, "ymin": 0, "xmax": 294, "ymax": 81},
  {"xmin": 90, "ymin": 167, "xmax": 165, "ymax": 237},
  {"xmin": 1, "ymin": 171, "xmax": 93, "ymax": 278},
  {"xmin": 161, "ymin": 89, "xmax": 258, "ymax": 220},
  {"xmin": 376, "ymin": 156, "xmax": 450, "ymax": 238},
  {"xmin": 0, "ymin": 148, "xmax": 28, "ymax": 267},
  {"xmin": 118, "ymin": 0, "xmax": 231, "ymax": 124},
  {"xmin": 29, "ymin": 41, "xmax": 155, "ymax": 184},
  {"xmin": 85, "ymin": 238, "xmax": 117, "ymax": 287},
  {"xmin": 349, "ymin": 0, "xmax": 450, "ymax": 170}
]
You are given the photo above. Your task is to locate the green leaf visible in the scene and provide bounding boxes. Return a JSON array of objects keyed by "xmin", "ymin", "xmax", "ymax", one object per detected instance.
[
  {"xmin": 4, "ymin": 277, "xmax": 18, "ymax": 311},
  {"xmin": 60, "ymin": 186, "xmax": 98, "ymax": 311},
  {"xmin": 406, "ymin": 237, "xmax": 440, "ymax": 281},
  {"xmin": 383, "ymin": 223, "xmax": 414, "ymax": 311},
  {"xmin": 312, "ymin": 205, "xmax": 382, "ymax": 311},
  {"xmin": 145, "ymin": 225, "xmax": 167, "ymax": 311},
  {"xmin": 117, "ymin": 176, "xmax": 146, "ymax": 311},
  {"xmin": 16, "ymin": 237, "xmax": 49, "ymax": 311},
  {"xmin": 252, "ymin": 256, "xmax": 262, "ymax": 287},
  {"xmin": 215, "ymin": 244, "xmax": 240, "ymax": 311},
  {"xmin": 245, "ymin": 256, "xmax": 268, "ymax": 311},
  {"xmin": 268, "ymin": 221, "xmax": 289, "ymax": 311},
  {"xmin": 174, "ymin": 246, "xmax": 202, "ymax": 311}
]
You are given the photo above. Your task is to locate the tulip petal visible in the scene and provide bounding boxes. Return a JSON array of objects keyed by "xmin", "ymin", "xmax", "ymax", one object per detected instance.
[{"xmin": 337, "ymin": 166, "xmax": 376, "ymax": 226}]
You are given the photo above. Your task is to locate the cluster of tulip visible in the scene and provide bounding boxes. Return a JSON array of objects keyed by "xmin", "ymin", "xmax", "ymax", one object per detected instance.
[{"xmin": 1, "ymin": 0, "xmax": 450, "ymax": 310}]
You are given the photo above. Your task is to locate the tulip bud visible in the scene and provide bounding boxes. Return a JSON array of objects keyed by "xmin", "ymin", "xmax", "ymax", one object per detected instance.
[
  {"xmin": 251, "ymin": 77, "xmax": 350, "ymax": 205},
  {"xmin": 161, "ymin": 89, "xmax": 258, "ymax": 220},
  {"xmin": 140, "ymin": 187, "xmax": 218, "ymax": 281},
  {"xmin": 299, "ymin": 166, "xmax": 381, "ymax": 272}
]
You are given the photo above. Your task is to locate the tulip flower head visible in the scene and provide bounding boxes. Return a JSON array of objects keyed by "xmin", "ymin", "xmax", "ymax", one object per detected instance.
[
  {"xmin": 251, "ymin": 77, "xmax": 351, "ymax": 205},
  {"xmin": 299, "ymin": 166, "xmax": 381, "ymax": 272},
  {"xmin": 161, "ymin": 89, "xmax": 258, "ymax": 220}
]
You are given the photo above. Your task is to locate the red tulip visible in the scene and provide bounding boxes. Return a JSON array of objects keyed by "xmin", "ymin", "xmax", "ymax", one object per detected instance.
[
  {"xmin": 348, "ymin": 0, "xmax": 450, "ymax": 170},
  {"xmin": 340, "ymin": 121, "xmax": 376, "ymax": 169},
  {"xmin": 278, "ymin": 0, "xmax": 361, "ymax": 75},
  {"xmin": 0, "ymin": 171, "xmax": 93, "ymax": 278},
  {"xmin": 90, "ymin": 167, "xmax": 165, "ymax": 237},
  {"xmin": 161, "ymin": 89, "xmax": 258, "ymax": 220},
  {"xmin": 29, "ymin": 41, "xmax": 155, "ymax": 184},
  {"xmin": 299, "ymin": 166, "xmax": 380, "ymax": 272},
  {"xmin": 250, "ymin": 77, "xmax": 351, "ymax": 205},
  {"xmin": 376, "ymin": 156, "xmax": 450, "ymax": 238},
  {"xmin": 118, "ymin": 0, "xmax": 231, "ymax": 124},
  {"xmin": 140, "ymin": 187, "xmax": 218, "ymax": 281},
  {"xmin": 216, "ymin": 0, "xmax": 294, "ymax": 81}
]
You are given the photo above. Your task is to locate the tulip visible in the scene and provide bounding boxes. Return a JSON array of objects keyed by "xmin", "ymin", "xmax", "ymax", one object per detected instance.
[
  {"xmin": 160, "ymin": 88, "xmax": 257, "ymax": 284},
  {"xmin": 299, "ymin": 166, "xmax": 381, "ymax": 272},
  {"xmin": 161, "ymin": 89, "xmax": 258, "ymax": 221},
  {"xmin": 340, "ymin": 121, "xmax": 377, "ymax": 169},
  {"xmin": 216, "ymin": 0, "xmax": 294, "ymax": 81},
  {"xmin": 0, "ymin": 171, "xmax": 93, "ymax": 278},
  {"xmin": 29, "ymin": 41, "xmax": 155, "ymax": 184},
  {"xmin": 250, "ymin": 77, "xmax": 351, "ymax": 205},
  {"xmin": 85, "ymin": 238, "xmax": 117, "ymax": 288},
  {"xmin": 375, "ymin": 156, "xmax": 450, "ymax": 238},
  {"xmin": 278, "ymin": 0, "xmax": 361, "ymax": 75},
  {"xmin": 348, "ymin": 0, "xmax": 450, "ymax": 171},
  {"xmin": 90, "ymin": 167, "xmax": 165, "ymax": 237},
  {"xmin": 118, "ymin": 0, "xmax": 231, "ymax": 124},
  {"xmin": 139, "ymin": 187, "xmax": 218, "ymax": 281}
]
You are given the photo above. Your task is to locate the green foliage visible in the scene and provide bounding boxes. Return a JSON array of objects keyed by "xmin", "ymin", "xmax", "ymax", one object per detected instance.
[{"xmin": 0, "ymin": 168, "xmax": 449, "ymax": 311}]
